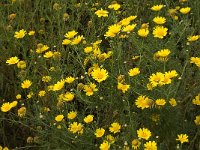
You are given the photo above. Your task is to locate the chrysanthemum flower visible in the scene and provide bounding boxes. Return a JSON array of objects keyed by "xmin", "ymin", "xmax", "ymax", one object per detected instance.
[
  {"xmin": 169, "ymin": 98, "xmax": 177, "ymax": 107},
  {"xmin": 187, "ymin": 35, "xmax": 199, "ymax": 42},
  {"xmin": 137, "ymin": 128, "xmax": 151, "ymax": 140},
  {"xmin": 21, "ymin": 80, "xmax": 32, "ymax": 89},
  {"xmin": 150, "ymin": 5, "xmax": 164, "ymax": 11},
  {"xmin": 194, "ymin": 115, "xmax": 200, "ymax": 125},
  {"xmin": 153, "ymin": 26, "xmax": 168, "ymax": 39},
  {"xmin": 6, "ymin": 56, "xmax": 19, "ymax": 65},
  {"xmin": 55, "ymin": 114, "xmax": 64, "ymax": 122},
  {"xmin": 122, "ymin": 24, "xmax": 137, "ymax": 33},
  {"xmin": 84, "ymin": 115, "xmax": 94, "ymax": 123},
  {"xmin": 44, "ymin": 51, "xmax": 54, "ymax": 58},
  {"xmin": 132, "ymin": 139, "xmax": 141, "ymax": 150},
  {"xmin": 17, "ymin": 60, "xmax": 26, "ymax": 69},
  {"xmin": 100, "ymin": 141, "xmax": 110, "ymax": 150},
  {"xmin": 155, "ymin": 99, "xmax": 166, "ymax": 107},
  {"xmin": 67, "ymin": 111, "xmax": 77, "ymax": 120},
  {"xmin": 154, "ymin": 49, "xmax": 171, "ymax": 62},
  {"xmin": 91, "ymin": 68, "xmax": 108, "ymax": 83},
  {"xmin": 84, "ymin": 83, "xmax": 98, "ymax": 96},
  {"xmin": 68, "ymin": 122, "xmax": 83, "ymax": 134},
  {"xmin": 109, "ymin": 122, "xmax": 121, "ymax": 134},
  {"xmin": 176, "ymin": 134, "xmax": 189, "ymax": 144},
  {"xmin": 14, "ymin": 29, "xmax": 26, "ymax": 39},
  {"xmin": 138, "ymin": 28, "xmax": 149, "ymax": 37},
  {"xmin": 65, "ymin": 76, "xmax": 75, "ymax": 83},
  {"xmin": 179, "ymin": 7, "xmax": 191, "ymax": 14},
  {"xmin": 18, "ymin": 107, "xmax": 26, "ymax": 117},
  {"xmin": 135, "ymin": 95, "xmax": 152, "ymax": 109},
  {"xmin": 95, "ymin": 128, "xmax": 105, "ymax": 138},
  {"xmin": 64, "ymin": 30, "xmax": 78, "ymax": 39},
  {"xmin": 153, "ymin": 16, "xmax": 166, "ymax": 24},
  {"xmin": 190, "ymin": 57, "xmax": 200, "ymax": 68},
  {"xmin": 192, "ymin": 94, "xmax": 200, "ymax": 106},
  {"xmin": 1, "ymin": 102, "xmax": 11, "ymax": 112},
  {"xmin": 144, "ymin": 141, "xmax": 157, "ymax": 150},
  {"xmin": 128, "ymin": 68, "xmax": 140, "ymax": 76},
  {"xmin": 53, "ymin": 80, "xmax": 65, "ymax": 91},
  {"xmin": 108, "ymin": 3, "xmax": 121, "ymax": 10},
  {"xmin": 117, "ymin": 82, "xmax": 130, "ymax": 93},
  {"xmin": 63, "ymin": 92, "xmax": 74, "ymax": 102},
  {"xmin": 95, "ymin": 8, "xmax": 109, "ymax": 17}
]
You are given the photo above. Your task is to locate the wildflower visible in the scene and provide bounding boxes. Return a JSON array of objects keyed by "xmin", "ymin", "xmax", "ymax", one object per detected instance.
[
  {"xmin": 154, "ymin": 49, "xmax": 171, "ymax": 62},
  {"xmin": 28, "ymin": 31, "xmax": 35, "ymax": 36},
  {"xmin": 16, "ymin": 94, "xmax": 22, "ymax": 99},
  {"xmin": 132, "ymin": 139, "xmax": 141, "ymax": 150},
  {"xmin": 62, "ymin": 39, "xmax": 71, "ymax": 45},
  {"xmin": 153, "ymin": 26, "xmax": 168, "ymax": 39},
  {"xmin": 65, "ymin": 76, "xmax": 75, "ymax": 83},
  {"xmin": 106, "ymin": 135, "xmax": 115, "ymax": 144},
  {"xmin": 95, "ymin": 8, "xmax": 109, "ymax": 17},
  {"xmin": 137, "ymin": 28, "xmax": 149, "ymax": 37},
  {"xmin": 149, "ymin": 72, "xmax": 165, "ymax": 87},
  {"xmin": 6, "ymin": 56, "xmax": 19, "ymax": 65},
  {"xmin": 150, "ymin": 5, "xmax": 164, "ymax": 11},
  {"xmin": 71, "ymin": 35, "xmax": 83, "ymax": 45},
  {"xmin": 155, "ymin": 99, "xmax": 166, "ymax": 107},
  {"xmin": 117, "ymin": 82, "xmax": 130, "ymax": 93},
  {"xmin": 135, "ymin": 95, "xmax": 152, "ymax": 109},
  {"xmin": 179, "ymin": 7, "xmax": 191, "ymax": 14},
  {"xmin": 128, "ymin": 68, "xmax": 140, "ymax": 76},
  {"xmin": 63, "ymin": 92, "xmax": 74, "ymax": 102},
  {"xmin": 18, "ymin": 107, "xmax": 26, "ymax": 117},
  {"xmin": 169, "ymin": 98, "xmax": 177, "ymax": 106},
  {"xmin": 1, "ymin": 102, "xmax": 11, "ymax": 112},
  {"xmin": 95, "ymin": 128, "xmax": 105, "ymax": 138},
  {"xmin": 84, "ymin": 115, "xmax": 94, "ymax": 123},
  {"xmin": 84, "ymin": 83, "xmax": 98, "ymax": 96},
  {"xmin": 153, "ymin": 16, "xmax": 166, "ymax": 24},
  {"xmin": 187, "ymin": 35, "xmax": 199, "ymax": 42},
  {"xmin": 42, "ymin": 76, "xmax": 52, "ymax": 82},
  {"xmin": 176, "ymin": 134, "xmax": 189, "ymax": 144},
  {"xmin": 122, "ymin": 24, "xmax": 137, "ymax": 33},
  {"xmin": 14, "ymin": 29, "xmax": 26, "ymax": 38},
  {"xmin": 192, "ymin": 94, "xmax": 200, "ymax": 105},
  {"xmin": 17, "ymin": 61, "xmax": 26, "ymax": 69},
  {"xmin": 137, "ymin": 128, "xmax": 151, "ymax": 140},
  {"xmin": 144, "ymin": 141, "xmax": 157, "ymax": 150},
  {"xmin": 44, "ymin": 51, "xmax": 54, "ymax": 58},
  {"xmin": 36, "ymin": 44, "xmax": 49, "ymax": 53},
  {"xmin": 84, "ymin": 46, "xmax": 93, "ymax": 53},
  {"xmin": 67, "ymin": 111, "xmax": 77, "ymax": 120},
  {"xmin": 91, "ymin": 68, "xmax": 108, "ymax": 83},
  {"xmin": 190, "ymin": 57, "xmax": 200, "ymax": 68},
  {"xmin": 165, "ymin": 70, "xmax": 178, "ymax": 78},
  {"xmin": 68, "ymin": 122, "xmax": 83, "ymax": 134},
  {"xmin": 194, "ymin": 115, "xmax": 200, "ymax": 125},
  {"xmin": 55, "ymin": 114, "xmax": 64, "ymax": 122},
  {"xmin": 38, "ymin": 90, "xmax": 46, "ymax": 97},
  {"xmin": 53, "ymin": 80, "xmax": 65, "ymax": 91},
  {"xmin": 27, "ymin": 92, "xmax": 34, "ymax": 99},
  {"xmin": 100, "ymin": 141, "xmax": 110, "ymax": 150},
  {"xmin": 108, "ymin": 3, "xmax": 121, "ymax": 10},
  {"xmin": 109, "ymin": 122, "xmax": 121, "ymax": 134},
  {"xmin": 21, "ymin": 80, "xmax": 32, "ymax": 89}
]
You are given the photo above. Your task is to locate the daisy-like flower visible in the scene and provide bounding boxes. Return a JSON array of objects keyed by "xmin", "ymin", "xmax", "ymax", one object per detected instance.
[
  {"xmin": 137, "ymin": 128, "xmax": 151, "ymax": 140},
  {"xmin": 65, "ymin": 76, "xmax": 75, "ymax": 83},
  {"xmin": 64, "ymin": 30, "xmax": 78, "ymax": 39},
  {"xmin": 55, "ymin": 114, "xmax": 64, "ymax": 122},
  {"xmin": 144, "ymin": 141, "xmax": 157, "ymax": 150},
  {"xmin": 67, "ymin": 111, "xmax": 77, "ymax": 120},
  {"xmin": 187, "ymin": 35, "xmax": 199, "ymax": 42},
  {"xmin": 169, "ymin": 98, "xmax": 177, "ymax": 107},
  {"xmin": 108, "ymin": 3, "xmax": 121, "ymax": 10},
  {"xmin": 6, "ymin": 56, "xmax": 19, "ymax": 65},
  {"xmin": 132, "ymin": 139, "xmax": 141, "ymax": 150},
  {"xmin": 84, "ymin": 115, "xmax": 94, "ymax": 123},
  {"xmin": 135, "ymin": 95, "xmax": 152, "ymax": 109},
  {"xmin": 154, "ymin": 49, "xmax": 171, "ymax": 62},
  {"xmin": 44, "ymin": 51, "xmax": 54, "ymax": 58},
  {"xmin": 91, "ymin": 68, "xmax": 108, "ymax": 83},
  {"xmin": 150, "ymin": 5, "xmax": 164, "ymax": 11},
  {"xmin": 95, "ymin": 8, "xmax": 109, "ymax": 17},
  {"xmin": 17, "ymin": 60, "xmax": 26, "ymax": 69},
  {"xmin": 109, "ymin": 122, "xmax": 121, "ymax": 134},
  {"xmin": 190, "ymin": 57, "xmax": 200, "ymax": 68},
  {"xmin": 128, "ymin": 68, "xmax": 140, "ymax": 76},
  {"xmin": 138, "ymin": 28, "xmax": 149, "ymax": 37},
  {"xmin": 155, "ymin": 99, "xmax": 166, "ymax": 107},
  {"xmin": 1, "ymin": 102, "xmax": 11, "ymax": 112},
  {"xmin": 14, "ymin": 29, "xmax": 27, "ymax": 38},
  {"xmin": 62, "ymin": 92, "xmax": 75, "ymax": 102},
  {"xmin": 21, "ymin": 80, "xmax": 32, "ymax": 89},
  {"xmin": 153, "ymin": 16, "xmax": 166, "ymax": 24},
  {"xmin": 95, "ymin": 128, "xmax": 105, "ymax": 138},
  {"xmin": 122, "ymin": 24, "xmax": 137, "ymax": 33},
  {"xmin": 84, "ymin": 82, "xmax": 98, "ymax": 96},
  {"xmin": 153, "ymin": 26, "xmax": 168, "ymax": 39},
  {"xmin": 100, "ymin": 141, "xmax": 110, "ymax": 150},
  {"xmin": 194, "ymin": 115, "xmax": 200, "ymax": 125},
  {"xmin": 176, "ymin": 134, "xmax": 189, "ymax": 144},
  {"xmin": 53, "ymin": 80, "xmax": 65, "ymax": 91},
  {"xmin": 117, "ymin": 82, "xmax": 130, "ymax": 93},
  {"xmin": 68, "ymin": 122, "xmax": 83, "ymax": 134},
  {"xmin": 179, "ymin": 7, "xmax": 191, "ymax": 14},
  {"xmin": 18, "ymin": 107, "xmax": 26, "ymax": 117},
  {"xmin": 192, "ymin": 94, "xmax": 200, "ymax": 106}
]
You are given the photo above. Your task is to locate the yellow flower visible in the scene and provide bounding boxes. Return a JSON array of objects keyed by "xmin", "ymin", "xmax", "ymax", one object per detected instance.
[
  {"xmin": 192, "ymin": 94, "xmax": 200, "ymax": 106},
  {"xmin": 108, "ymin": 3, "xmax": 121, "ymax": 10},
  {"xmin": 137, "ymin": 28, "xmax": 149, "ymax": 37},
  {"xmin": 65, "ymin": 76, "xmax": 75, "ymax": 83},
  {"xmin": 190, "ymin": 57, "xmax": 200, "ymax": 68},
  {"xmin": 153, "ymin": 16, "xmax": 166, "ymax": 24},
  {"xmin": 137, "ymin": 128, "xmax": 151, "ymax": 140},
  {"xmin": 10, "ymin": 101, "xmax": 17, "ymax": 108},
  {"xmin": 91, "ymin": 68, "xmax": 108, "ymax": 83},
  {"xmin": 21, "ymin": 80, "xmax": 32, "ymax": 89},
  {"xmin": 44, "ymin": 51, "xmax": 54, "ymax": 58},
  {"xmin": 14, "ymin": 29, "xmax": 26, "ymax": 38},
  {"xmin": 62, "ymin": 39, "xmax": 71, "ymax": 45},
  {"xmin": 38, "ymin": 90, "xmax": 46, "ymax": 97},
  {"xmin": 179, "ymin": 7, "xmax": 191, "ymax": 14},
  {"xmin": 42, "ymin": 76, "xmax": 52, "ymax": 82},
  {"xmin": 27, "ymin": 92, "xmax": 34, "ymax": 99},
  {"xmin": 84, "ymin": 115, "xmax": 94, "ymax": 123},
  {"xmin": 128, "ymin": 68, "xmax": 140, "ymax": 76},
  {"xmin": 68, "ymin": 122, "xmax": 83, "ymax": 134},
  {"xmin": 64, "ymin": 30, "xmax": 78, "ymax": 39},
  {"xmin": 153, "ymin": 26, "xmax": 168, "ymax": 39},
  {"xmin": 63, "ymin": 92, "xmax": 74, "ymax": 102},
  {"xmin": 28, "ymin": 31, "xmax": 35, "ymax": 36},
  {"xmin": 84, "ymin": 46, "xmax": 93, "ymax": 53},
  {"xmin": 55, "ymin": 114, "xmax": 64, "ymax": 122},
  {"xmin": 155, "ymin": 99, "xmax": 166, "ymax": 107},
  {"xmin": 187, "ymin": 35, "xmax": 199, "ymax": 42},
  {"xmin": 53, "ymin": 80, "xmax": 65, "ymax": 91},
  {"xmin": 17, "ymin": 61, "xmax": 26, "ymax": 69},
  {"xmin": 176, "ymin": 134, "xmax": 189, "ymax": 144},
  {"xmin": 16, "ymin": 94, "xmax": 22, "ymax": 99},
  {"xmin": 135, "ymin": 95, "xmax": 152, "ymax": 109},
  {"xmin": 84, "ymin": 83, "xmax": 98, "ymax": 96},
  {"xmin": 132, "ymin": 139, "xmax": 141, "ymax": 150},
  {"xmin": 67, "ymin": 111, "xmax": 77, "ymax": 120},
  {"xmin": 117, "ymin": 82, "xmax": 130, "ymax": 93},
  {"xmin": 169, "ymin": 98, "xmax": 177, "ymax": 106},
  {"xmin": 6, "ymin": 56, "xmax": 19, "ymax": 65},
  {"xmin": 105, "ymin": 134, "xmax": 115, "ymax": 144},
  {"xmin": 71, "ymin": 35, "xmax": 83, "ymax": 45},
  {"xmin": 109, "ymin": 122, "xmax": 121, "ymax": 134},
  {"xmin": 95, "ymin": 8, "xmax": 109, "ymax": 17},
  {"xmin": 100, "ymin": 141, "xmax": 110, "ymax": 150},
  {"xmin": 36, "ymin": 44, "xmax": 49, "ymax": 53},
  {"xmin": 122, "ymin": 24, "xmax": 137, "ymax": 33},
  {"xmin": 18, "ymin": 107, "xmax": 26, "ymax": 117},
  {"xmin": 149, "ymin": 72, "xmax": 165, "ymax": 87},
  {"xmin": 150, "ymin": 5, "xmax": 164, "ymax": 11},
  {"xmin": 144, "ymin": 141, "xmax": 157, "ymax": 150},
  {"xmin": 1, "ymin": 102, "xmax": 11, "ymax": 112},
  {"xmin": 194, "ymin": 115, "xmax": 200, "ymax": 125},
  {"xmin": 154, "ymin": 49, "xmax": 171, "ymax": 62},
  {"xmin": 95, "ymin": 128, "xmax": 105, "ymax": 138}
]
